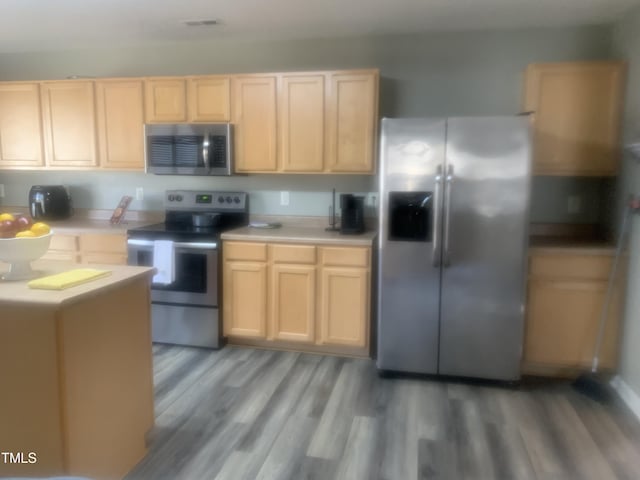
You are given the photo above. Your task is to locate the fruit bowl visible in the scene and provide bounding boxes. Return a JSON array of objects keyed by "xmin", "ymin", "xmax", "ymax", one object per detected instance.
[{"xmin": 0, "ymin": 232, "xmax": 52, "ymax": 281}]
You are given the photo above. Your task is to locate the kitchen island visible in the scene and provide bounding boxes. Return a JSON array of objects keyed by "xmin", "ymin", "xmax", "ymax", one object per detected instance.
[{"xmin": 0, "ymin": 260, "xmax": 155, "ymax": 480}]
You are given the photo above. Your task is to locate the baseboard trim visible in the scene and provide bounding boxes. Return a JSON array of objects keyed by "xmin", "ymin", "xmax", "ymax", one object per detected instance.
[{"xmin": 611, "ymin": 375, "xmax": 640, "ymax": 421}]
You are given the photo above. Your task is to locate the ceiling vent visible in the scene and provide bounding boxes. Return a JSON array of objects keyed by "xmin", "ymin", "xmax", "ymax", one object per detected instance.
[{"xmin": 183, "ymin": 19, "xmax": 220, "ymax": 27}]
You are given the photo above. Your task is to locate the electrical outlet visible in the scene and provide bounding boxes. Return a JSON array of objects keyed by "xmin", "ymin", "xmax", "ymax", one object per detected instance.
[
  {"xmin": 0, "ymin": 184, "xmax": 4, "ymax": 198},
  {"xmin": 280, "ymin": 191, "xmax": 290, "ymax": 206},
  {"xmin": 136, "ymin": 187, "xmax": 144, "ymax": 201},
  {"xmin": 567, "ymin": 195, "xmax": 581, "ymax": 214},
  {"xmin": 366, "ymin": 193, "xmax": 378, "ymax": 207}
]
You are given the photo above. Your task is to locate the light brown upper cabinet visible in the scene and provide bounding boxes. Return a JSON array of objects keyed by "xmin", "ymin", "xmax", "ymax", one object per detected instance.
[
  {"xmin": 326, "ymin": 71, "xmax": 378, "ymax": 173},
  {"xmin": 187, "ymin": 76, "xmax": 231, "ymax": 122},
  {"xmin": 278, "ymin": 74, "xmax": 325, "ymax": 172},
  {"xmin": 144, "ymin": 78, "xmax": 187, "ymax": 123},
  {"xmin": 41, "ymin": 81, "xmax": 98, "ymax": 168},
  {"xmin": 523, "ymin": 62, "xmax": 626, "ymax": 176},
  {"xmin": 96, "ymin": 79, "xmax": 145, "ymax": 170},
  {"xmin": 233, "ymin": 69, "xmax": 379, "ymax": 174},
  {"xmin": 0, "ymin": 83, "xmax": 44, "ymax": 168},
  {"xmin": 232, "ymin": 75, "xmax": 278, "ymax": 172}
]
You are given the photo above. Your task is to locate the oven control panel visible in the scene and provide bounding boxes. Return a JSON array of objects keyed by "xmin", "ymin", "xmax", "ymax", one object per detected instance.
[{"xmin": 165, "ymin": 190, "xmax": 248, "ymax": 211}]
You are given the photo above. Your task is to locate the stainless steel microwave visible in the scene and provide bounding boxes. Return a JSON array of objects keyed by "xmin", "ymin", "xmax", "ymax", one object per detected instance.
[{"xmin": 144, "ymin": 124, "xmax": 233, "ymax": 175}]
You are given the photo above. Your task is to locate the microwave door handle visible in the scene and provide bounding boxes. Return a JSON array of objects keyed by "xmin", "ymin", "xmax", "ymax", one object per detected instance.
[
  {"xmin": 202, "ymin": 134, "xmax": 210, "ymax": 171},
  {"xmin": 432, "ymin": 164, "xmax": 443, "ymax": 267}
]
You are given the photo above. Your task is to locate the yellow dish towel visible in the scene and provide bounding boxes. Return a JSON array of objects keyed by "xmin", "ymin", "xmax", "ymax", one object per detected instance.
[{"xmin": 28, "ymin": 268, "xmax": 112, "ymax": 290}]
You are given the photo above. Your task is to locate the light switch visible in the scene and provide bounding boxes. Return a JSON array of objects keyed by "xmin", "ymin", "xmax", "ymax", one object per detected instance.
[
  {"xmin": 136, "ymin": 187, "xmax": 144, "ymax": 201},
  {"xmin": 280, "ymin": 191, "xmax": 290, "ymax": 206}
]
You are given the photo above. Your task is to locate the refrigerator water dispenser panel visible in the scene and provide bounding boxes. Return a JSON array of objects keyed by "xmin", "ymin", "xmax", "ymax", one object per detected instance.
[{"xmin": 388, "ymin": 191, "xmax": 432, "ymax": 242}]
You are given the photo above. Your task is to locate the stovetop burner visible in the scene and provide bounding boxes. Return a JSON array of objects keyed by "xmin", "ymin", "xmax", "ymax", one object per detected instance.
[{"xmin": 127, "ymin": 190, "xmax": 249, "ymax": 242}]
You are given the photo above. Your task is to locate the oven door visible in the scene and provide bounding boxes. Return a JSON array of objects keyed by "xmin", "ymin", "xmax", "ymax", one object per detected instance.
[{"xmin": 127, "ymin": 239, "xmax": 218, "ymax": 306}]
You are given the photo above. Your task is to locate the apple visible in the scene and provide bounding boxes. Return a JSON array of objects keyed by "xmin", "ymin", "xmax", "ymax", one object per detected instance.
[
  {"xmin": 16, "ymin": 215, "xmax": 33, "ymax": 231},
  {"xmin": 0, "ymin": 219, "xmax": 17, "ymax": 238}
]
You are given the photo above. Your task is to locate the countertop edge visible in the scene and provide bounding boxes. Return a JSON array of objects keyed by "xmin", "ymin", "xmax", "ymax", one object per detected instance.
[
  {"xmin": 220, "ymin": 227, "xmax": 377, "ymax": 246},
  {"xmin": 0, "ymin": 264, "xmax": 156, "ymax": 308}
]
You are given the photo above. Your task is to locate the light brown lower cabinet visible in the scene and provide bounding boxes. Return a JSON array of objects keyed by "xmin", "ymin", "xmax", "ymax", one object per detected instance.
[
  {"xmin": 222, "ymin": 241, "xmax": 371, "ymax": 356},
  {"xmin": 42, "ymin": 233, "xmax": 80, "ymax": 262},
  {"xmin": 43, "ymin": 232, "xmax": 128, "ymax": 265},
  {"xmin": 79, "ymin": 233, "xmax": 127, "ymax": 265},
  {"xmin": 224, "ymin": 261, "xmax": 268, "ymax": 338},
  {"xmin": 522, "ymin": 251, "xmax": 622, "ymax": 376}
]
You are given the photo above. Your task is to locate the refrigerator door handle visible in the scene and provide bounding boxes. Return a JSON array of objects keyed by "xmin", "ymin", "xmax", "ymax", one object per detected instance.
[
  {"xmin": 432, "ymin": 164, "xmax": 443, "ymax": 267},
  {"xmin": 443, "ymin": 164, "xmax": 454, "ymax": 266}
]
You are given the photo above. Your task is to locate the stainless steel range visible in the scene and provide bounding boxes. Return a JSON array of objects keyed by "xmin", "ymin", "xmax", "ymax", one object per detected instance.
[{"xmin": 127, "ymin": 190, "xmax": 248, "ymax": 348}]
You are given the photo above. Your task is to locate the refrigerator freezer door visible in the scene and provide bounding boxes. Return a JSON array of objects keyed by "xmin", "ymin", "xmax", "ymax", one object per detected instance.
[
  {"xmin": 377, "ymin": 118, "xmax": 446, "ymax": 374},
  {"xmin": 438, "ymin": 117, "xmax": 530, "ymax": 380}
]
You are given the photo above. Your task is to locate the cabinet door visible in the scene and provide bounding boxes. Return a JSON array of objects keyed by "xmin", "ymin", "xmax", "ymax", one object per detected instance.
[
  {"xmin": 279, "ymin": 74, "xmax": 324, "ymax": 172},
  {"xmin": 96, "ymin": 80, "xmax": 145, "ymax": 170},
  {"xmin": 524, "ymin": 279, "xmax": 619, "ymax": 369},
  {"xmin": 271, "ymin": 264, "xmax": 316, "ymax": 342},
  {"xmin": 223, "ymin": 261, "xmax": 268, "ymax": 338},
  {"xmin": 187, "ymin": 76, "xmax": 230, "ymax": 122},
  {"xmin": 524, "ymin": 62, "xmax": 625, "ymax": 176},
  {"xmin": 144, "ymin": 79, "xmax": 186, "ymax": 123},
  {"xmin": 326, "ymin": 72, "xmax": 378, "ymax": 173},
  {"xmin": 232, "ymin": 76, "xmax": 277, "ymax": 172},
  {"xmin": 43, "ymin": 234, "xmax": 79, "ymax": 263},
  {"xmin": 0, "ymin": 83, "xmax": 44, "ymax": 168},
  {"xmin": 41, "ymin": 81, "xmax": 98, "ymax": 167},
  {"xmin": 319, "ymin": 267, "xmax": 369, "ymax": 347}
]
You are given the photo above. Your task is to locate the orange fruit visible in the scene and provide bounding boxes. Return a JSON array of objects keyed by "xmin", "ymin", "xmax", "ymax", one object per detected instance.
[
  {"xmin": 30, "ymin": 222, "xmax": 51, "ymax": 236},
  {"xmin": 0, "ymin": 213, "xmax": 15, "ymax": 222},
  {"xmin": 15, "ymin": 230, "xmax": 36, "ymax": 238}
]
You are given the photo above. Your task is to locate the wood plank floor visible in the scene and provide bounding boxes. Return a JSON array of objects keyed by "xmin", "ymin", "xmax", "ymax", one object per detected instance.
[{"xmin": 125, "ymin": 345, "xmax": 640, "ymax": 480}]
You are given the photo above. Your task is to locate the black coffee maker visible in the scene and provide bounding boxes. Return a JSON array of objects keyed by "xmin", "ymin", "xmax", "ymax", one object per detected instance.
[
  {"xmin": 29, "ymin": 185, "xmax": 72, "ymax": 220},
  {"xmin": 340, "ymin": 194, "xmax": 365, "ymax": 234}
]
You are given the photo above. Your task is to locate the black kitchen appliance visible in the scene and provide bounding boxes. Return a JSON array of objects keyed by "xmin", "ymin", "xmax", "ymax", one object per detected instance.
[
  {"xmin": 29, "ymin": 185, "xmax": 72, "ymax": 220},
  {"xmin": 127, "ymin": 190, "xmax": 249, "ymax": 348},
  {"xmin": 340, "ymin": 194, "xmax": 365, "ymax": 234}
]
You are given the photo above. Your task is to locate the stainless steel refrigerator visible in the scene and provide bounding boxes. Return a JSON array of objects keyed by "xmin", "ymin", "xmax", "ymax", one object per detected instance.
[{"xmin": 376, "ymin": 116, "xmax": 531, "ymax": 381}]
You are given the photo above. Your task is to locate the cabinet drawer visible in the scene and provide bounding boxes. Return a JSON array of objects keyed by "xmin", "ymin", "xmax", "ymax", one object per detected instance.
[
  {"xmin": 270, "ymin": 244, "xmax": 316, "ymax": 264},
  {"xmin": 41, "ymin": 251, "xmax": 78, "ymax": 262},
  {"xmin": 49, "ymin": 234, "xmax": 79, "ymax": 252},
  {"xmin": 224, "ymin": 242, "xmax": 267, "ymax": 262},
  {"xmin": 79, "ymin": 233, "xmax": 127, "ymax": 254},
  {"xmin": 530, "ymin": 254, "xmax": 612, "ymax": 280},
  {"xmin": 321, "ymin": 247, "xmax": 369, "ymax": 268},
  {"xmin": 81, "ymin": 252, "xmax": 128, "ymax": 265}
]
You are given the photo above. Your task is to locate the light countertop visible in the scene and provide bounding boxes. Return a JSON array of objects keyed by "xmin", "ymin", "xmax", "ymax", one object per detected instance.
[
  {"xmin": 221, "ymin": 225, "xmax": 377, "ymax": 246},
  {"xmin": 529, "ymin": 236, "xmax": 616, "ymax": 256},
  {"xmin": 45, "ymin": 218, "xmax": 156, "ymax": 235},
  {"xmin": 0, "ymin": 260, "xmax": 155, "ymax": 307},
  {"xmin": 3, "ymin": 206, "xmax": 161, "ymax": 235}
]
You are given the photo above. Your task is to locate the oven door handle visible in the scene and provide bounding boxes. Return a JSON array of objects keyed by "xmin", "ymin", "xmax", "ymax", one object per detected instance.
[{"xmin": 127, "ymin": 239, "xmax": 218, "ymax": 250}]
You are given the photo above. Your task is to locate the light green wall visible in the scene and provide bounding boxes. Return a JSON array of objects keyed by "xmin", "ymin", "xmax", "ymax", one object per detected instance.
[
  {"xmin": 0, "ymin": 25, "xmax": 613, "ymax": 218},
  {"xmin": 613, "ymin": 6, "xmax": 640, "ymax": 398}
]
